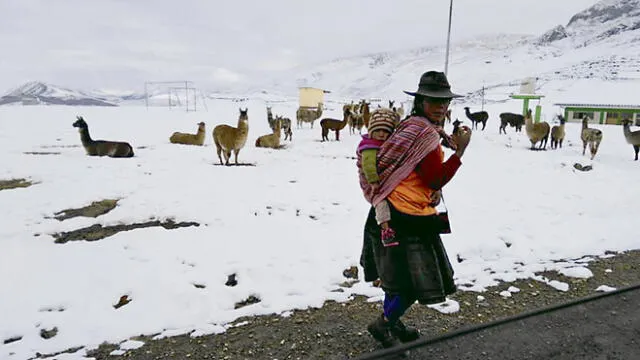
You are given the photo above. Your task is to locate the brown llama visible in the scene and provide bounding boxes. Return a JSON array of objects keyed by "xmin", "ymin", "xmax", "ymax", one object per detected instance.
[
  {"xmin": 550, "ymin": 115, "xmax": 566, "ymax": 149},
  {"xmin": 581, "ymin": 117, "xmax": 603, "ymax": 160},
  {"xmin": 621, "ymin": 119, "xmax": 640, "ymax": 160},
  {"xmin": 212, "ymin": 108, "xmax": 249, "ymax": 165},
  {"xmin": 169, "ymin": 122, "xmax": 206, "ymax": 146},
  {"xmin": 255, "ymin": 116, "xmax": 281, "ymax": 149},
  {"xmin": 72, "ymin": 116, "xmax": 134, "ymax": 158},
  {"xmin": 296, "ymin": 102, "xmax": 323, "ymax": 129},
  {"xmin": 464, "ymin": 107, "xmax": 489, "ymax": 130},
  {"xmin": 320, "ymin": 108, "xmax": 352, "ymax": 141},
  {"xmin": 499, "ymin": 112, "xmax": 525, "ymax": 134},
  {"xmin": 361, "ymin": 100, "xmax": 371, "ymax": 129},
  {"xmin": 524, "ymin": 109, "xmax": 550, "ymax": 150}
]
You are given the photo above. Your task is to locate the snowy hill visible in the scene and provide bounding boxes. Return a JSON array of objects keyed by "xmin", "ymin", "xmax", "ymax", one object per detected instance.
[{"xmin": 274, "ymin": 0, "xmax": 640, "ymax": 102}]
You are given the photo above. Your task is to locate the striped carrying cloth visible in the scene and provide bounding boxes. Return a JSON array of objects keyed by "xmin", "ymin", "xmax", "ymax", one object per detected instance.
[{"xmin": 357, "ymin": 116, "xmax": 441, "ymax": 206}]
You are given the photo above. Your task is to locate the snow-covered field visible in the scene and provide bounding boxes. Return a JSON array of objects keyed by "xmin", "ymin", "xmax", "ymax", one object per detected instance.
[{"xmin": 1, "ymin": 97, "xmax": 639, "ymax": 359}]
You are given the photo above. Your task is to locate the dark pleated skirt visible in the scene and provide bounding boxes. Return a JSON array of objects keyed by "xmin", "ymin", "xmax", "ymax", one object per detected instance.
[{"xmin": 360, "ymin": 205, "xmax": 456, "ymax": 304}]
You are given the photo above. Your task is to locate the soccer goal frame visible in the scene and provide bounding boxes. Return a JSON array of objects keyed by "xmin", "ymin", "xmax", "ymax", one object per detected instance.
[{"xmin": 144, "ymin": 80, "xmax": 207, "ymax": 112}]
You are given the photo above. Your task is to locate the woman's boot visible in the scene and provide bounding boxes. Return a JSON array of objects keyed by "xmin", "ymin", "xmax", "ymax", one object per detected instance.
[
  {"xmin": 367, "ymin": 314, "xmax": 399, "ymax": 348},
  {"xmin": 389, "ymin": 319, "xmax": 420, "ymax": 342}
]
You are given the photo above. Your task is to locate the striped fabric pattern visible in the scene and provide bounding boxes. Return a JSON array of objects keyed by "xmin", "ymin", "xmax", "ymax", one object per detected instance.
[{"xmin": 357, "ymin": 115, "xmax": 440, "ymax": 206}]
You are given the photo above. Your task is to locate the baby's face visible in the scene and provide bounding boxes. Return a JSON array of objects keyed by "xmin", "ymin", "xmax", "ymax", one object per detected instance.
[{"xmin": 371, "ymin": 130, "xmax": 391, "ymax": 141}]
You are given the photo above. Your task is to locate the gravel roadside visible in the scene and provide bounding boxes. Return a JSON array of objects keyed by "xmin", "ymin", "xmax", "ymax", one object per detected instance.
[{"xmin": 87, "ymin": 250, "xmax": 640, "ymax": 360}]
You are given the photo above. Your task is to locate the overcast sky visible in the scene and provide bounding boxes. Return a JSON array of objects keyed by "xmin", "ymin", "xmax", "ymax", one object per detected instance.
[{"xmin": 0, "ymin": 0, "xmax": 598, "ymax": 91}]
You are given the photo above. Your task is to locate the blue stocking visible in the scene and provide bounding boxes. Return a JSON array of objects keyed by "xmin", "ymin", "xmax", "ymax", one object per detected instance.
[{"xmin": 383, "ymin": 293, "xmax": 415, "ymax": 323}]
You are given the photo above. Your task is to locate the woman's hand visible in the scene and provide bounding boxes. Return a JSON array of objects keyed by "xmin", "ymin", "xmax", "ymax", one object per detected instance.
[
  {"xmin": 429, "ymin": 190, "xmax": 442, "ymax": 206},
  {"xmin": 452, "ymin": 126, "xmax": 471, "ymax": 158}
]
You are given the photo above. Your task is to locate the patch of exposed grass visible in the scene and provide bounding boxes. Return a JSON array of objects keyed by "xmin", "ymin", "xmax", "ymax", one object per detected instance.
[
  {"xmin": 0, "ymin": 178, "xmax": 33, "ymax": 191},
  {"xmin": 53, "ymin": 219, "xmax": 200, "ymax": 243},
  {"xmin": 54, "ymin": 199, "xmax": 119, "ymax": 221}
]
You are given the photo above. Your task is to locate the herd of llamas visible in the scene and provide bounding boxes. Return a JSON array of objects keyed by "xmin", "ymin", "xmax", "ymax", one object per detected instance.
[
  {"xmin": 459, "ymin": 106, "xmax": 640, "ymax": 161},
  {"xmin": 71, "ymin": 101, "xmax": 640, "ymax": 164}
]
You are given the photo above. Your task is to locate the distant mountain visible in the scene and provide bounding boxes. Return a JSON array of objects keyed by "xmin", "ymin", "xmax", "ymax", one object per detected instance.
[
  {"xmin": 0, "ymin": 81, "xmax": 117, "ymax": 106},
  {"xmin": 537, "ymin": 0, "xmax": 640, "ymax": 46}
]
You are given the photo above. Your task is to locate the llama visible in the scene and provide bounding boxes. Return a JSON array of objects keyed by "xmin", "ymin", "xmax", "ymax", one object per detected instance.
[
  {"xmin": 452, "ymin": 118, "xmax": 462, "ymax": 134},
  {"xmin": 350, "ymin": 103, "xmax": 364, "ymax": 135},
  {"xmin": 441, "ymin": 118, "xmax": 462, "ymax": 150},
  {"xmin": 278, "ymin": 116, "xmax": 293, "ymax": 141},
  {"xmin": 72, "ymin": 116, "xmax": 134, "ymax": 158},
  {"xmin": 499, "ymin": 112, "xmax": 525, "ymax": 134},
  {"xmin": 524, "ymin": 109, "xmax": 550, "ymax": 150},
  {"xmin": 169, "ymin": 122, "xmax": 206, "ymax": 146},
  {"xmin": 266, "ymin": 106, "xmax": 276, "ymax": 131},
  {"xmin": 255, "ymin": 116, "xmax": 281, "ymax": 149},
  {"xmin": 621, "ymin": 119, "xmax": 640, "ymax": 160},
  {"xmin": 296, "ymin": 103, "xmax": 323, "ymax": 129},
  {"xmin": 580, "ymin": 117, "xmax": 603, "ymax": 160},
  {"xmin": 445, "ymin": 109, "xmax": 452, "ymax": 124},
  {"xmin": 320, "ymin": 108, "xmax": 351, "ymax": 141},
  {"xmin": 464, "ymin": 107, "xmax": 489, "ymax": 130},
  {"xmin": 550, "ymin": 115, "xmax": 566, "ymax": 149},
  {"xmin": 212, "ymin": 108, "xmax": 249, "ymax": 166},
  {"xmin": 361, "ymin": 100, "xmax": 371, "ymax": 129},
  {"xmin": 389, "ymin": 100, "xmax": 405, "ymax": 122},
  {"xmin": 395, "ymin": 104, "xmax": 405, "ymax": 120}
]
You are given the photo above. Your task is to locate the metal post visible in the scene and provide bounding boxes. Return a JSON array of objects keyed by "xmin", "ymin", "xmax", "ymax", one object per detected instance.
[
  {"xmin": 444, "ymin": 0, "xmax": 454, "ymax": 76},
  {"xmin": 185, "ymin": 81, "xmax": 189, "ymax": 112}
]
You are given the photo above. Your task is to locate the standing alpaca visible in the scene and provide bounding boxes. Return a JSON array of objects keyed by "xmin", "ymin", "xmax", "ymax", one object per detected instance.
[
  {"xmin": 72, "ymin": 116, "xmax": 134, "ymax": 158},
  {"xmin": 464, "ymin": 107, "xmax": 489, "ymax": 130},
  {"xmin": 350, "ymin": 103, "xmax": 364, "ymax": 135},
  {"xmin": 580, "ymin": 117, "xmax": 603, "ymax": 160},
  {"xmin": 296, "ymin": 102, "xmax": 323, "ymax": 129},
  {"xmin": 266, "ymin": 106, "xmax": 279, "ymax": 131},
  {"xmin": 550, "ymin": 115, "xmax": 566, "ymax": 149},
  {"xmin": 212, "ymin": 108, "xmax": 249, "ymax": 166},
  {"xmin": 255, "ymin": 117, "xmax": 281, "ymax": 149},
  {"xmin": 320, "ymin": 108, "xmax": 352, "ymax": 141},
  {"xmin": 524, "ymin": 109, "xmax": 550, "ymax": 150},
  {"xmin": 277, "ymin": 116, "xmax": 293, "ymax": 141},
  {"xmin": 169, "ymin": 122, "xmax": 206, "ymax": 146},
  {"xmin": 499, "ymin": 112, "xmax": 525, "ymax": 134},
  {"xmin": 621, "ymin": 119, "xmax": 640, "ymax": 160},
  {"xmin": 361, "ymin": 101, "xmax": 371, "ymax": 129}
]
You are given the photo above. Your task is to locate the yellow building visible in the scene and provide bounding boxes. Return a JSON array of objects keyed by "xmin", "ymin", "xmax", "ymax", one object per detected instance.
[{"xmin": 298, "ymin": 87, "xmax": 328, "ymax": 108}]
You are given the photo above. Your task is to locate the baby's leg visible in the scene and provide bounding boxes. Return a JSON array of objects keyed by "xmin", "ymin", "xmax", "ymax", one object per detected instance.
[{"xmin": 374, "ymin": 200, "xmax": 391, "ymax": 226}]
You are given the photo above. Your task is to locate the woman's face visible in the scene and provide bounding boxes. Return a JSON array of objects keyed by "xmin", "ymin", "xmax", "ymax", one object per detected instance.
[{"xmin": 421, "ymin": 97, "xmax": 451, "ymax": 125}]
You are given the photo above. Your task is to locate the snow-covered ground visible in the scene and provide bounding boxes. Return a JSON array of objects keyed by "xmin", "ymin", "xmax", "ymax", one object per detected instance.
[{"xmin": 1, "ymin": 85, "xmax": 639, "ymax": 358}]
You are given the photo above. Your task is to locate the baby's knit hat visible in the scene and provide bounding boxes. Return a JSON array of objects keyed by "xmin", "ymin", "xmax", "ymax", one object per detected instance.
[{"xmin": 368, "ymin": 108, "xmax": 399, "ymax": 134}]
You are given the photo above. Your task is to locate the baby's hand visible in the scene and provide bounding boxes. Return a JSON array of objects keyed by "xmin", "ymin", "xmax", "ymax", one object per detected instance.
[
  {"xmin": 371, "ymin": 182, "xmax": 380, "ymax": 194},
  {"xmin": 429, "ymin": 190, "xmax": 442, "ymax": 206}
]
